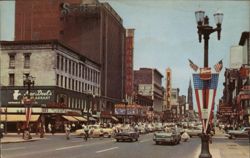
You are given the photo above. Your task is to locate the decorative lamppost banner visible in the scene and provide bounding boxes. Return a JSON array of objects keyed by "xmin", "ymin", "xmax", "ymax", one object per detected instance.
[{"xmin": 193, "ymin": 73, "xmax": 219, "ymax": 133}]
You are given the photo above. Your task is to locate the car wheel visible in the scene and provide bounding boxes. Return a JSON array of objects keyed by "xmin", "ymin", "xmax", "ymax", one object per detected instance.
[
  {"xmin": 155, "ymin": 141, "xmax": 159, "ymax": 145},
  {"xmin": 229, "ymin": 135, "xmax": 232, "ymax": 139},
  {"xmin": 116, "ymin": 139, "xmax": 120, "ymax": 142}
]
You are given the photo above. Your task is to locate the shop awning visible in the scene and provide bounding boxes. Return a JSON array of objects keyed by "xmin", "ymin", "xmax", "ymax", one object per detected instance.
[
  {"xmin": 73, "ymin": 116, "xmax": 87, "ymax": 122},
  {"xmin": 111, "ymin": 116, "xmax": 119, "ymax": 122},
  {"xmin": 0, "ymin": 115, "xmax": 40, "ymax": 122},
  {"xmin": 62, "ymin": 115, "xmax": 78, "ymax": 122}
]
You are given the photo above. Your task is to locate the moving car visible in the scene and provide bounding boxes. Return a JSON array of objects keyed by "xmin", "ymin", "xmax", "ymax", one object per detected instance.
[
  {"xmin": 114, "ymin": 129, "xmax": 139, "ymax": 142},
  {"xmin": 75, "ymin": 125, "xmax": 113, "ymax": 138},
  {"xmin": 184, "ymin": 127, "xmax": 202, "ymax": 137},
  {"xmin": 226, "ymin": 127, "xmax": 250, "ymax": 139},
  {"xmin": 153, "ymin": 128, "xmax": 181, "ymax": 145}
]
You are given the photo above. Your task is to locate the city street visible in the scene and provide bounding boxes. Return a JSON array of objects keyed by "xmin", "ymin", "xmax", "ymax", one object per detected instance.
[
  {"xmin": 2, "ymin": 133, "xmax": 198, "ymax": 158},
  {"xmin": 2, "ymin": 132, "xmax": 249, "ymax": 158}
]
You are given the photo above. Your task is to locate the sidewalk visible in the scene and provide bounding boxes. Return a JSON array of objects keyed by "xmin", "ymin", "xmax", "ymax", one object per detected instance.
[
  {"xmin": 194, "ymin": 128, "xmax": 250, "ymax": 158},
  {"xmin": 0, "ymin": 133, "xmax": 46, "ymax": 144}
]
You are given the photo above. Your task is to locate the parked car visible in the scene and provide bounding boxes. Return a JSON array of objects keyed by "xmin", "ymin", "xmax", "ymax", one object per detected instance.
[
  {"xmin": 114, "ymin": 129, "xmax": 139, "ymax": 142},
  {"xmin": 75, "ymin": 125, "xmax": 113, "ymax": 138},
  {"xmin": 153, "ymin": 128, "xmax": 181, "ymax": 145},
  {"xmin": 226, "ymin": 127, "xmax": 250, "ymax": 139}
]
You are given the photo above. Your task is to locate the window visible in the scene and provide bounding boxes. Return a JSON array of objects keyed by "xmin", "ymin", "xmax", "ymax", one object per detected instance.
[
  {"xmin": 68, "ymin": 78, "xmax": 71, "ymax": 89},
  {"xmin": 60, "ymin": 76, "xmax": 63, "ymax": 87},
  {"xmin": 72, "ymin": 62, "xmax": 75, "ymax": 76},
  {"xmin": 61, "ymin": 56, "xmax": 64, "ymax": 71},
  {"xmin": 79, "ymin": 81, "xmax": 81, "ymax": 92},
  {"xmin": 85, "ymin": 83, "xmax": 87, "ymax": 91},
  {"xmin": 24, "ymin": 53, "xmax": 31, "ymax": 68},
  {"xmin": 8, "ymin": 53, "xmax": 16, "ymax": 69},
  {"xmin": 82, "ymin": 83, "xmax": 84, "ymax": 92},
  {"xmin": 65, "ymin": 77, "xmax": 67, "ymax": 88},
  {"xmin": 56, "ymin": 74, "xmax": 59, "ymax": 86},
  {"xmin": 76, "ymin": 80, "xmax": 78, "ymax": 91},
  {"xmin": 79, "ymin": 64, "xmax": 81, "ymax": 78},
  {"xmin": 69, "ymin": 60, "xmax": 71, "ymax": 74},
  {"xmin": 82, "ymin": 65, "xmax": 84, "ymax": 79},
  {"xmin": 72, "ymin": 79, "xmax": 75, "ymax": 90},
  {"xmin": 9, "ymin": 74, "xmax": 15, "ymax": 86},
  {"xmin": 65, "ymin": 58, "xmax": 68, "ymax": 73},
  {"xmin": 76, "ymin": 63, "xmax": 78, "ymax": 76},
  {"xmin": 57, "ymin": 54, "xmax": 60, "ymax": 69}
]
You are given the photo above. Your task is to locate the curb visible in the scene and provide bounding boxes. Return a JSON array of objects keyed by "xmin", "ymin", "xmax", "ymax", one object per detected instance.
[{"xmin": 1, "ymin": 138, "xmax": 43, "ymax": 144}]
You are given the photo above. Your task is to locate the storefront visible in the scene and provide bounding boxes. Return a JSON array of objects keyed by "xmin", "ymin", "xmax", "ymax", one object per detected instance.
[
  {"xmin": 114, "ymin": 104, "xmax": 146, "ymax": 123},
  {"xmin": 0, "ymin": 86, "xmax": 93, "ymax": 133}
]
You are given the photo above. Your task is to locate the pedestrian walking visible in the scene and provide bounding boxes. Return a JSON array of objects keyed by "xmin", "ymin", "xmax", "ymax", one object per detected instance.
[
  {"xmin": 65, "ymin": 124, "xmax": 71, "ymax": 140},
  {"xmin": 48, "ymin": 123, "xmax": 52, "ymax": 134},
  {"xmin": 83, "ymin": 125, "xmax": 89, "ymax": 141}
]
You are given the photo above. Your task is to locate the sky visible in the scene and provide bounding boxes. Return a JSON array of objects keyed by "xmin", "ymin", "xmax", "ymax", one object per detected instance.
[{"xmin": 0, "ymin": 0, "xmax": 250, "ymax": 111}]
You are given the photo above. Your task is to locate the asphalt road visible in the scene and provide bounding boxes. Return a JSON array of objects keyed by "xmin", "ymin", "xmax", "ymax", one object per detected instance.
[{"xmin": 2, "ymin": 133, "xmax": 203, "ymax": 158}]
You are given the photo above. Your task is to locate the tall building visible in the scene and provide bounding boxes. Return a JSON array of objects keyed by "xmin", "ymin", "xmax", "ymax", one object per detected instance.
[
  {"xmin": 134, "ymin": 68, "xmax": 164, "ymax": 112},
  {"xmin": 124, "ymin": 29, "xmax": 135, "ymax": 103},
  {"xmin": 14, "ymin": 0, "xmax": 126, "ymax": 111},
  {"xmin": 187, "ymin": 79, "xmax": 193, "ymax": 110}
]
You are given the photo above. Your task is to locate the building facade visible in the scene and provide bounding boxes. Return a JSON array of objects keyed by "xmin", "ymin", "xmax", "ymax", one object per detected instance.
[
  {"xmin": 14, "ymin": 0, "xmax": 126, "ymax": 112},
  {"xmin": 219, "ymin": 32, "xmax": 250, "ymax": 126},
  {"xmin": 0, "ymin": 40, "xmax": 104, "ymax": 132},
  {"xmin": 134, "ymin": 68, "xmax": 164, "ymax": 112}
]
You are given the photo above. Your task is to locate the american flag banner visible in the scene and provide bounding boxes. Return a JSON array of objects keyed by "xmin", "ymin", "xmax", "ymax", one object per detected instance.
[
  {"xmin": 25, "ymin": 107, "xmax": 32, "ymax": 128},
  {"xmin": 193, "ymin": 73, "xmax": 219, "ymax": 133},
  {"xmin": 214, "ymin": 60, "xmax": 223, "ymax": 72},
  {"xmin": 188, "ymin": 59, "xmax": 199, "ymax": 72}
]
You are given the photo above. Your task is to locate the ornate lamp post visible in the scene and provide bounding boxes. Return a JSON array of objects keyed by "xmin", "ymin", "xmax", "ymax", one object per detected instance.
[
  {"xmin": 23, "ymin": 75, "xmax": 35, "ymax": 139},
  {"xmin": 195, "ymin": 9, "xmax": 223, "ymax": 158}
]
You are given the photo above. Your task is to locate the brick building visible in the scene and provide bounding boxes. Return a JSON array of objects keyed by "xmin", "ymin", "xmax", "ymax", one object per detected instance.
[
  {"xmin": 14, "ymin": 0, "xmax": 126, "ymax": 113},
  {"xmin": 134, "ymin": 68, "xmax": 164, "ymax": 112}
]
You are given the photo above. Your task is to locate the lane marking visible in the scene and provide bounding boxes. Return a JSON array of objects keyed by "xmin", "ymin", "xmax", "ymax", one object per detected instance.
[
  {"xmin": 2, "ymin": 147, "xmax": 26, "ymax": 151},
  {"xmin": 55, "ymin": 139, "xmax": 114, "ymax": 151},
  {"xmin": 96, "ymin": 147, "xmax": 118, "ymax": 153},
  {"xmin": 56, "ymin": 145, "xmax": 83, "ymax": 151}
]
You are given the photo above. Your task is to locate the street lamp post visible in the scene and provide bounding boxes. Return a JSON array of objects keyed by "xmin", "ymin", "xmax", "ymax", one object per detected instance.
[
  {"xmin": 122, "ymin": 99, "xmax": 128, "ymax": 125},
  {"xmin": 23, "ymin": 75, "xmax": 35, "ymax": 140},
  {"xmin": 195, "ymin": 9, "xmax": 223, "ymax": 158}
]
